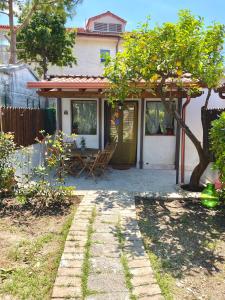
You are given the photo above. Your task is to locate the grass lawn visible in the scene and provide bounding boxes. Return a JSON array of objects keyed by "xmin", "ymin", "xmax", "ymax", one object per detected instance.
[
  {"xmin": 135, "ymin": 197, "xmax": 225, "ymax": 300},
  {"xmin": 0, "ymin": 196, "xmax": 81, "ymax": 300}
]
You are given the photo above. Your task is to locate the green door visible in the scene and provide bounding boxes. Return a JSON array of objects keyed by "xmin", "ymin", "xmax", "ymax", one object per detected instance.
[{"xmin": 109, "ymin": 101, "xmax": 138, "ymax": 166}]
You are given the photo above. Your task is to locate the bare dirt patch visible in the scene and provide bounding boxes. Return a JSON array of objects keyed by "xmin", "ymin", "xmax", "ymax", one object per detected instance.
[
  {"xmin": 135, "ymin": 197, "xmax": 225, "ymax": 300},
  {"xmin": 0, "ymin": 196, "xmax": 81, "ymax": 300}
]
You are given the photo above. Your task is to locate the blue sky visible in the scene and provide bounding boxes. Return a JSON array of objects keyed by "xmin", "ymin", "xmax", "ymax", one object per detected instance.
[{"xmin": 1, "ymin": 0, "xmax": 225, "ymax": 29}]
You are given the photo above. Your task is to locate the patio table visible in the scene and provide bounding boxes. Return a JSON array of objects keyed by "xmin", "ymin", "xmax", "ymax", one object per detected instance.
[{"xmin": 68, "ymin": 148, "xmax": 99, "ymax": 176}]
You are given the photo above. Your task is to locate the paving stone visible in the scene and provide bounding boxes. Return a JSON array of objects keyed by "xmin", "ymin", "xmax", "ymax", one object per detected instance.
[
  {"xmin": 90, "ymin": 257, "xmax": 124, "ymax": 274},
  {"xmin": 65, "ymin": 240, "xmax": 86, "ymax": 248},
  {"xmin": 63, "ymin": 247, "xmax": 84, "ymax": 254},
  {"xmin": 60, "ymin": 259, "xmax": 83, "ymax": 268},
  {"xmin": 90, "ymin": 243, "xmax": 120, "ymax": 258},
  {"xmin": 57, "ymin": 267, "xmax": 82, "ymax": 277},
  {"xmin": 92, "ymin": 232, "xmax": 117, "ymax": 243},
  {"xmin": 55, "ymin": 276, "xmax": 81, "ymax": 287},
  {"xmin": 61, "ymin": 253, "xmax": 84, "ymax": 261},
  {"xmin": 133, "ymin": 283, "xmax": 162, "ymax": 297},
  {"xmin": 128, "ymin": 259, "xmax": 151, "ymax": 268},
  {"xmin": 130, "ymin": 266, "xmax": 154, "ymax": 276},
  {"xmin": 52, "ymin": 191, "xmax": 163, "ymax": 300},
  {"xmin": 51, "ymin": 286, "xmax": 81, "ymax": 298},
  {"xmin": 86, "ymin": 292, "xmax": 129, "ymax": 300},
  {"xmin": 140, "ymin": 295, "xmax": 164, "ymax": 300},
  {"xmin": 88, "ymin": 273, "xmax": 129, "ymax": 293},
  {"xmin": 131, "ymin": 274, "xmax": 157, "ymax": 286}
]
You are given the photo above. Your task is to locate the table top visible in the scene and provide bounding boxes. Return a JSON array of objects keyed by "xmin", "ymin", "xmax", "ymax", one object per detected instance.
[{"xmin": 69, "ymin": 148, "xmax": 99, "ymax": 158}]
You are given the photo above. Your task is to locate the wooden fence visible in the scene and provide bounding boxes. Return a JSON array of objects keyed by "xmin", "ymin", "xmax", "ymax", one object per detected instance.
[{"xmin": 0, "ymin": 107, "xmax": 45, "ymax": 146}]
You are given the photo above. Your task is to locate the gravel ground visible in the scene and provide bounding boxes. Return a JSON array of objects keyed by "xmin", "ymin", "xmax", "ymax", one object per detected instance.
[{"xmin": 135, "ymin": 197, "xmax": 225, "ymax": 300}]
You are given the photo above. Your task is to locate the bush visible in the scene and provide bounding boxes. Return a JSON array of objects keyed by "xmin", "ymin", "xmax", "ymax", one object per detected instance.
[
  {"xmin": 0, "ymin": 132, "xmax": 16, "ymax": 193},
  {"xmin": 16, "ymin": 131, "xmax": 75, "ymax": 213},
  {"xmin": 210, "ymin": 112, "xmax": 225, "ymax": 197}
]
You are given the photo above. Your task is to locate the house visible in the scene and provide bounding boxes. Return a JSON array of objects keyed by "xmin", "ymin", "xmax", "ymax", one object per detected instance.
[
  {"xmin": 2, "ymin": 11, "xmax": 225, "ymax": 182},
  {"xmin": 0, "ymin": 64, "xmax": 41, "ymax": 108}
]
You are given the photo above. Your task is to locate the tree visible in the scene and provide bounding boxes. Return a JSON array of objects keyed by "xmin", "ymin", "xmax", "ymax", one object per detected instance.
[
  {"xmin": 104, "ymin": 10, "xmax": 225, "ymax": 189},
  {"xmin": 17, "ymin": 11, "xmax": 76, "ymax": 78},
  {"xmin": 0, "ymin": 0, "xmax": 82, "ymax": 64},
  {"xmin": 210, "ymin": 112, "xmax": 225, "ymax": 190}
]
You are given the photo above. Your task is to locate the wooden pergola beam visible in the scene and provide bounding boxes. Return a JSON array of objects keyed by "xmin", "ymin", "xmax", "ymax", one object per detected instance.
[{"xmin": 37, "ymin": 90, "xmax": 201, "ymax": 99}]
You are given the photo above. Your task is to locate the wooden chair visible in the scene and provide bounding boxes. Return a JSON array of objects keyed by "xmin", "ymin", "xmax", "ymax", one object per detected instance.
[
  {"xmin": 84, "ymin": 150, "xmax": 112, "ymax": 180},
  {"xmin": 105, "ymin": 142, "xmax": 117, "ymax": 164}
]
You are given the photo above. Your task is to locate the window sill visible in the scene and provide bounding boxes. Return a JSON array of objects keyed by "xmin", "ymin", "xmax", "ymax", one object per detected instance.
[{"xmin": 145, "ymin": 134, "xmax": 176, "ymax": 137}]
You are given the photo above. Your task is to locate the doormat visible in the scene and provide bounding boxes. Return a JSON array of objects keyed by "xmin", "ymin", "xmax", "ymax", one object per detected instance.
[{"xmin": 111, "ymin": 164, "xmax": 131, "ymax": 170}]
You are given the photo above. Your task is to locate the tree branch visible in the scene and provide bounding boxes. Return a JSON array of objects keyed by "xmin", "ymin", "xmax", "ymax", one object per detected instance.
[
  {"xmin": 15, "ymin": 0, "xmax": 39, "ymax": 34},
  {"xmin": 0, "ymin": 10, "xmax": 9, "ymax": 16},
  {"xmin": 203, "ymin": 87, "xmax": 212, "ymax": 109}
]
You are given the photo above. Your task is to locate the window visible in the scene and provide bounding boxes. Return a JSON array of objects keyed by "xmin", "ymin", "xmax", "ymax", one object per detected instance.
[
  {"xmin": 94, "ymin": 22, "xmax": 108, "ymax": 32},
  {"xmin": 109, "ymin": 23, "xmax": 122, "ymax": 33},
  {"xmin": 145, "ymin": 102, "xmax": 176, "ymax": 135},
  {"xmin": 100, "ymin": 49, "xmax": 110, "ymax": 63},
  {"xmin": 94, "ymin": 22, "xmax": 122, "ymax": 33},
  {"xmin": 71, "ymin": 100, "xmax": 97, "ymax": 135}
]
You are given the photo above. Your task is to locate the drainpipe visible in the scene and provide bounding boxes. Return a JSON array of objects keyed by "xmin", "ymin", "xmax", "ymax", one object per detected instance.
[
  {"xmin": 116, "ymin": 36, "xmax": 121, "ymax": 54},
  {"xmin": 181, "ymin": 95, "xmax": 191, "ymax": 183}
]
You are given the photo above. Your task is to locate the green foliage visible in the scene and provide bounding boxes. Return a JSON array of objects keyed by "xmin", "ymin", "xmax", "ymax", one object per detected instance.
[
  {"xmin": 16, "ymin": 131, "xmax": 75, "ymax": 212},
  {"xmin": 17, "ymin": 10, "xmax": 76, "ymax": 77},
  {"xmin": 210, "ymin": 112, "xmax": 225, "ymax": 194},
  {"xmin": 104, "ymin": 10, "xmax": 225, "ymax": 102},
  {"xmin": 0, "ymin": 132, "xmax": 16, "ymax": 192}
]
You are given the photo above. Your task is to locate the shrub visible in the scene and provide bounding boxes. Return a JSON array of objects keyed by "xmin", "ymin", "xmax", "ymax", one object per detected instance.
[
  {"xmin": 0, "ymin": 132, "xmax": 16, "ymax": 193},
  {"xmin": 210, "ymin": 112, "xmax": 225, "ymax": 197},
  {"xmin": 16, "ymin": 131, "xmax": 75, "ymax": 213}
]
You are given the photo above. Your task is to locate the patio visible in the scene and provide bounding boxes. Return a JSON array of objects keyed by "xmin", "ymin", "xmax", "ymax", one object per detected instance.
[{"xmin": 65, "ymin": 168, "xmax": 178, "ymax": 193}]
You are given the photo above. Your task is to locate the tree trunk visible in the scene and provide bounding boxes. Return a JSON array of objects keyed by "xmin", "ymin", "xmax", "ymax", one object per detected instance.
[
  {"xmin": 8, "ymin": 0, "xmax": 17, "ymax": 64},
  {"xmin": 159, "ymin": 80, "xmax": 209, "ymax": 188},
  {"xmin": 189, "ymin": 154, "xmax": 210, "ymax": 187}
]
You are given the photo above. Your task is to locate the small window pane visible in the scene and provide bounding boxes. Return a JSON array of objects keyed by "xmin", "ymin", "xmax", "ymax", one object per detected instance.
[
  {"xmin": 100, "ymin": 49, "xmax": 110, "ymax": 62},
  {"xmin": 94, "ymin": 22, "xmax": 108, "ymax": 31},
  {"xmin": 145, "ymin": 102, "xmax": 175, "ymax": 135},
  {"xmin": 72, "ymin": 101, "xmax": 97, "ymax": 135}
]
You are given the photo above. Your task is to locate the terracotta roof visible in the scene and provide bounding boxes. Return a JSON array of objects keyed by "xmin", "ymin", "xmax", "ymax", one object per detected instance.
[
  {"xmin": 86, "ymin": 11, "xmax": 127, "ymax": 28},
  {"xmin": 0, "ymin": 25, "xmax": 11, "ymax": 30},
  {"xmin": 27, "ymin": 74, "xmax": 201, "ymax": 90},
  {"xmin": 0, "ymin": 25, "xmax": 123, "ymax": 38},
  {"xmin": 27, "ymin": 75, "xmax": 110, "ymax": 89}
]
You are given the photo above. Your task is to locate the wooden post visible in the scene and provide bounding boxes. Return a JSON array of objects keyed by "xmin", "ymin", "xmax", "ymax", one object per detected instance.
[
  {"xmin": 175, "ymin": 96, "xmax": 183, "ymax": 184},
  {"xmin": 98, "ymin": 98, "xmax": 102, "ymax": 150},
  {"xmin": 0, "ymin": 106, "xmax": 3, "ymax": 132},
  {"xmin": 139, "ymin": 98, "xmax": 145, "ymax": 169},
  {"xmin": 57, "ymin": 97, "xmax": 62, "ymax": 131}
]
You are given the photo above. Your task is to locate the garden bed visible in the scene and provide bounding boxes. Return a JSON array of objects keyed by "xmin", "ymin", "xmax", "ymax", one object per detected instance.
[
  {"xmin": 135, "ymin": 197, "xmax": 225, "ymax": 300},
  {"xmin": 0, "ymin": 195, "xmax": 81, "ymax": 300}
]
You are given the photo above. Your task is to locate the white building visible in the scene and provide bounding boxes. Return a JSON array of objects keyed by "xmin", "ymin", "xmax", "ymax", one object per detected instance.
[{"xmin": 2, "ymin": 11, "xmax": 225, "ymax": 183}]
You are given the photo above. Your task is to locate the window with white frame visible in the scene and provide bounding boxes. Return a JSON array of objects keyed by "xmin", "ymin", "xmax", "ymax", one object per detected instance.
[
  {"xmin": 100, "ymin": 49, "xmax": 110, "ymax": 63},
  {"xmin": 145, "ymin": 101, "xmax": 176, "ymax": 135},
  {"xmin": 71, "ymin": 100, "xmax": 97, "ymax": 135}
]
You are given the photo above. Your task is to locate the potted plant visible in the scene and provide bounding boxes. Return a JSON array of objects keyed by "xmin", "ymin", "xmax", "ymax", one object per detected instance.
[{"xmin": 80, "ymin": 137, "xmax": 86, "ymax": 153}]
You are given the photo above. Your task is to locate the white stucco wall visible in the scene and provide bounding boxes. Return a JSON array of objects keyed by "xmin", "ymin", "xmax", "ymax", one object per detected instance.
[
  {"xmin": 14, "ymin": 143, "xmax": 44, "ymax": 180},
  {"xmin": 62, "ymin": 98, "xmax": 99, "ymax": 149},
  {"xmin": 48, "ymin": 36, "xmax": 122, "ymax": 76},
  {"xmin": 183, "ymin": 89, "xmax": 225, "ymax": 183},
  {"xmin": 143, "ymin": 99, "xmax": 176, "ymax": 169}
]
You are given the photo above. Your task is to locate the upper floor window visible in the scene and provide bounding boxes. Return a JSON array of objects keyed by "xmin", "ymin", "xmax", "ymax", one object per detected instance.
[
  {"xmin": 145, "ymin": 101, "xmax": 176, "ymax": 135},
  {"xmin": 94, "ymin": 22, "xmax": 122, "ymax": 33},
  {"xmin": 100, "ymin": 49, "xmax": 110, "ymax": 63}
]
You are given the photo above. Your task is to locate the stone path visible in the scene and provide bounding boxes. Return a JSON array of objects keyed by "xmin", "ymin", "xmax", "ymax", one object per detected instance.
[{"xmin": 52, "ymin": 191, "xmax": 164, "ymax": 300}]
